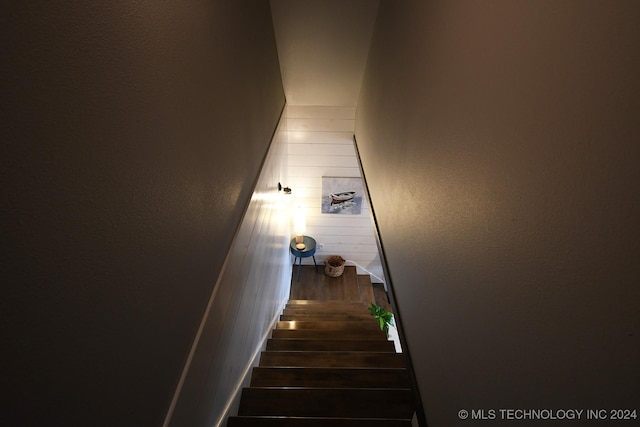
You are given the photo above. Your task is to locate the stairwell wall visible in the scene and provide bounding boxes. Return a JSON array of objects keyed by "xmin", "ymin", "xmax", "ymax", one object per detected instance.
[
  {"xmin": 167, "ymin": 109, "xmax": 292, "ymax": 427},
  {"xmin": 2, "ymin": 2, "xmax": 285, "ymax": 425},
  {"xmin": 356, "ymin": 1, "xmax": 640, "ymax": 426}
]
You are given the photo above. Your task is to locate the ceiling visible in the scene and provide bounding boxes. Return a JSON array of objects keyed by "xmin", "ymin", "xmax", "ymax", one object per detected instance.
[{"xmin": 270, "ymin": 0, "xmax": 380, "ymax": 106}]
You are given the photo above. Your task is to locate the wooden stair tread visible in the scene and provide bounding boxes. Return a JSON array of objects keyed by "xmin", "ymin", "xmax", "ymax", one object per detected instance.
[
  {"xmin": 357, "ymin": 274, "xmax": 376, "ymax": 306},
  {"xmin": 250, "ymin": 367, "xmax": 411, "ymax": 388},
  {"xmin": 276, "ymin": 320, "xmax": 380, "ymax": 331},
  {"xmin": 266, "ymin": 338, "xmax": 395, "ymax": 352},
  {"xmin": 259, "ymin": 351, "xmax": 406, "ymax": 368},
  {"xmin": 284, "ymin": 305, "xmax": 371, "ymax": 312},
  {"xmin": 280, "ymin": 312, "xmax": 375, "ymax": 320},
  {"xmin": 271, "ymin": 329, "xmax": 386, "ymax": 340},
  {"xmin": 231, "ymin": 298, "xmax": 415, "ymax": 425},
  {"xmin": 282, "ymin": 311, "xmax": 373, "ymax": 319},
  {"xmin": 238, "ymin": 387, "xmax": 414, "ymax": 418},
  {"xmin": 227, "ymin": 416, "xmax": 412, "ymax": 426},
  {"xmin": 284, "ymin": 307, "xmax": 367, "ymax": 314},
  {"xmin": 372, "ymin": 282, "xmax": 393, "ymax": 313},
  {"xmin": 287, "ymin": 300, "xmax": 368, "ymax": 306}
]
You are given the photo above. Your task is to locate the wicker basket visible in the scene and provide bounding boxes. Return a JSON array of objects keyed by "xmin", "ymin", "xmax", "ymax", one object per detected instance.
[{"xmin": 324, "ymin": 255, "xmax": 346, "ymax": 277}]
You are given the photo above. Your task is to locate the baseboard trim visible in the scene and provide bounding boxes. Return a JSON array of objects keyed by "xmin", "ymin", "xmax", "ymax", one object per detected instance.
[
  {"xmin": 162, "ymin": 104, "xmax": 287, "ymax": 427},
  {"xmin": 213, "ymin": 301, "xmax": 285, "ymax": 427},
  {"xmin": 161, "ymin": 248, "xmax": 232, "ymax": 427},
  {"xmin": 346, "ymin": 259, "xmax": 386, "ymax": 284}
]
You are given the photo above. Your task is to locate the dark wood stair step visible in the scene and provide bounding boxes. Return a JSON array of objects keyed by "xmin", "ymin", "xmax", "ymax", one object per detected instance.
[
  {"xmin": 286, "ymin": 300, "xmax": 368, "ymax": 306},
  {"xmin": 287, "ymin": 300, "xmax": 368, "ymax": 308},
  {"xmin": 227, "ymin": 416, "xmax": 412, "ymax": 426},
  {"xmin": 238, "ymin": 387, "xmax": 414, "ymax": 418},
  {"xmin": 271, "ymin": 329, "xmax": 386, "ymax": 340},
  {"xmin": 250, "ymin": 367, "xmax": 411, "ymax": 388},
  {"xmin": 284, "ymin": 305, "xmax": 370, "ymax": 312},
  {"xmin": 259, "ymin": 351, "xmax": 406, "ymax": 368},
  {"xmin": 266, "ymin": 338, "xmax": 395, "ymax": 352},
  {"xmin": 280, "ymin": 312, "xmax": 375, "ymax": 321},
  {"xmin": 283, "ymin": 307, "xmax": 372, "ymax": 315},
  {"xmin": 357, "ymin": 274, "xmax": 376, "ymax": 306},
  {"xmin": 287, "ymin": 300, "xmax": 368, "ymax": 307},
  {"xmin": 282, "ymin": 307, "xmax": 373, "ymax": 319},
  {"xmin": 281, "ymin": 311, "xmax": 373, "ymax": 320},
  {"xmin": 276, "ymin": 321, "xmax": 380, "ymax": 331}
]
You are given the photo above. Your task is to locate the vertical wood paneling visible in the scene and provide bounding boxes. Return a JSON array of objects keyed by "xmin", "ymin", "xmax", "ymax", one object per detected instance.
[
  {"xmin": 286, "ymin": 106, "xmax": 384, "ymax": 282},
  {"xmin": 168, "ymin": 112, "xmax": 292, "ymax": 426}
]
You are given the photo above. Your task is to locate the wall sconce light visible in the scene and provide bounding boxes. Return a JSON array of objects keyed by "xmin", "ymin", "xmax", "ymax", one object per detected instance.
[{"xmin": 278, "ymin": 182, "xmax": 292, "ymax": 195}]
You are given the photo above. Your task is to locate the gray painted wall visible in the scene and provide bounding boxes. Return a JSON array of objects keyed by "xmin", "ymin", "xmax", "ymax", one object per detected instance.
[
  {"xmin": 2, "ymin": 2, "xmax": 284, "ymax": 425},
  {"xmin": 167, "ymin": 111, "xmax": 291, "ymax": 426},
  {"xmin": 356, "ymin": 1, "xmax": 640, "ymax": 426}
]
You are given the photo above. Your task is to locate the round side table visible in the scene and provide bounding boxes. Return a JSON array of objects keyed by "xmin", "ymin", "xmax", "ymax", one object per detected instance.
[{"xmin": 290, "ymin": 236, "xmax": 318, "ymax": 282}]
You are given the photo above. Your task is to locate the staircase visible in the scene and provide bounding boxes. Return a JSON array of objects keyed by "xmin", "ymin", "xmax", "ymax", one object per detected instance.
[{"xmin": 227, "ymin": 300, "xmax": 415, "ymax": 426}]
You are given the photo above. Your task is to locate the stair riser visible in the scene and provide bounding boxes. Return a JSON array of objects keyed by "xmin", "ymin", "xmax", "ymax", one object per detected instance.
[
  {"xmin": 288, "ymin": 299, "xmax": 367, "ymax": 305},
  {"xmin": 266, "ymin": 339, "xmax": 395, "ymax": 352},
  {"xmin": 276, "ymin": 321, "xmax": 381, "ymax": 331},
  {"xmin": 286, "ymin": 305, "xmax": 369, "ymax": 311},
  {"xmin": 238, "ymin": 388, "xmax": 414, "ymax": 418},
  {"xmin": 280, "ymin": 313, "xmax": 375, "ymax": 321},
  {"xmin": 259, "ymin": 351, "xmax": 406, "ymax": 368},
  {"xmin": 285, "ymin": 306, "xmax": 371, "ymax": 311},
  {"xmin": 286, "ymin": 301, "xmax": 369, "ymax": 306},
  {"xmin": 285, "ymin": 304, "xmax": 370, "ymax": 311},
  {"xmin": 227, "ymin": 416, "xmax": 412, "ymax": 426},
  {"xmin": 357, "ymin": 275, "xmax": 376, "ymax": 306},
  {"xmin": 250, "ymin": 367, "xmax": 411, "ymax": 388},
  {"xmin": 282, "ymin": 310, "xmax": 374, "ymax": 318},
  {"xmin": 271, "ymin": 329, "xmax": 387, "ymax": 340}
]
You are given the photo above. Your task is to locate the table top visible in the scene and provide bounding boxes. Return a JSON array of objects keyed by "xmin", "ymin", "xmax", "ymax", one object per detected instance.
[{"xmin": 289, "ymin": 235, "xmax": 316, "ymax": 257}]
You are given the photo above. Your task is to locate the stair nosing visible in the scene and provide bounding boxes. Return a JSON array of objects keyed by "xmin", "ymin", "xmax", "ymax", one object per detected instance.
[
  {"xmin": 252, "ymin": 366, "xmax": 408, "ymax": 372},
  {"xmin": 243, "ymin": 386, "xmax": 413, "ymax": 391},
  {"xmin": 229, "ymin": 415, "xmax": 413, "ymax": 421},
  {"xmin": 263, "ymin": 352, "xmax": 397, "ymax": 355}
]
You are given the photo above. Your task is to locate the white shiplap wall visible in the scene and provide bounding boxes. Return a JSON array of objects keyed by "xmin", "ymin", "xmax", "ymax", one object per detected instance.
[{"xmin": 286, "ymin": 106, "xmax": 384, "ymax": 282}]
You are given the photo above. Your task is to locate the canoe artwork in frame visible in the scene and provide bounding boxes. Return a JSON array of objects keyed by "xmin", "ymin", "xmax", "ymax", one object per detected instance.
[{"xmin": 321, "ymin": 176, "xmax": 364, "ymax": 215}]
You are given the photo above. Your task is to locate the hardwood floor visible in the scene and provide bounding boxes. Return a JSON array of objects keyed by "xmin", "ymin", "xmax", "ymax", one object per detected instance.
[{"xmin": 290, "ymin": 265, "xmax": 392, "ymax": 312}]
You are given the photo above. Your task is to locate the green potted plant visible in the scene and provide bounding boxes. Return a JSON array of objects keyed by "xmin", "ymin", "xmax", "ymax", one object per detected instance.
[{"xmin": 368, "ymin": 303, "xmax": 394, "ymax": 337}]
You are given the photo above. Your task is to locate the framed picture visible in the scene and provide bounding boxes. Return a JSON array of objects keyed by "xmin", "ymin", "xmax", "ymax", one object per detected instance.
[{"xmin": 321, "ymin": 176, "xmax": 364, "ymax": 215}]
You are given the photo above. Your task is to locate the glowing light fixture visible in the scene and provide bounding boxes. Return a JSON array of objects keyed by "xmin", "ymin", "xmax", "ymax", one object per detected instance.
[
  {"xmin": 293, "ymin": 204, "xmax": 306, "ymax": 250},
  {"xmin": 278, "ymin": 182, "xmax": 292, "ymax": 195}
]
